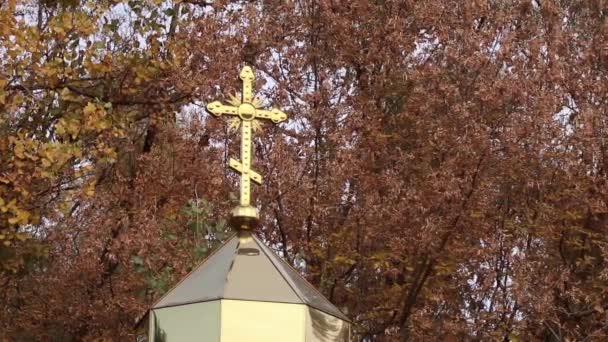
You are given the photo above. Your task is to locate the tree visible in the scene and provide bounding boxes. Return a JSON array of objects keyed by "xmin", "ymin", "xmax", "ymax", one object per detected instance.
[{"xmin": 1, "ymin": 1, "xmax": 607, "ymax": 341}]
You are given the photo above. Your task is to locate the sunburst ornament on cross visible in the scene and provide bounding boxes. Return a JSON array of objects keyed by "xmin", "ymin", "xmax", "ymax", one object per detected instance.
[{"xmin": 206, "ymin": 66, "xmax": 288, "ymax": 228}]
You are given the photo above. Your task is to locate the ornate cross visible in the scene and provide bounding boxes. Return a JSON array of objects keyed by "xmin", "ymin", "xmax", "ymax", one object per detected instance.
[{"xmin": 207, "ymin": 66, "xmax": 288, "ymax": 222}]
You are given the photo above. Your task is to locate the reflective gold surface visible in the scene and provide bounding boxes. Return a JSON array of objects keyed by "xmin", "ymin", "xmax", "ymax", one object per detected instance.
[
  {"xmin": 146, "ymin": 231, "xmax": 352, "ymax": 341},
  {"xmin": 149, "ymin": 300, "xmax": 351, "ymax": 342},
  {"xmin": 221, "ymin": 300, "xmax": 306, "ymax": 342},
  {"xmin": 151, "ymin": 232, "xmax": 350, "ymax": 321},
  {"xmin": 306, "ymin": 307, "xmax": 351, "ymax": 342},
  {"xmin": 206, "ymin": 66, "xmax": 288, "ymax": 222},
  {"xmin": 150, "ymin": 301, "xmax": 221, "ymax": 342}
]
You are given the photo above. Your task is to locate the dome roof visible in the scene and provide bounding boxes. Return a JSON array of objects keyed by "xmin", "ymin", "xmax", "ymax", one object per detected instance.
[{"xmin": 151, "ymin": 231, "xmax": 349, "ymax": 322}]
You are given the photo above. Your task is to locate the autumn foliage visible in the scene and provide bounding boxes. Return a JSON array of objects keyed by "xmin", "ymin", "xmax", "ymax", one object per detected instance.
[{"xmin": 1, "ymin": 0, "xmax": 607, "ymax": 341}]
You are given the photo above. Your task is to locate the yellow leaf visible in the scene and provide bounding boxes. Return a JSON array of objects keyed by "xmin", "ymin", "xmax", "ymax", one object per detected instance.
[
  {"xmin": 334, "ymin": 255, "xmax": 356, "ymax": 265},
  {"xmin": 14, "ymin": 144, "xmax": 25, "ymax": 159},
  {"xmin": 41, "ymin": 158, "xmax": 52, "ymax": 168},
  {"xmin": 469, "ymin": 211, "xmax": 483, "ymax": 218},
  {"xmin": 19, "ymin": 188, "xmax": 30, "ymax": 198},
  {"xmin": 8, "ymin": 209, "xmax": 30, "ymax": 225},
  {"xmin": 85, "ymin": 183, "xmax": 96, "ymax": 197},
  {"xmin": 83, "ymin": 102, "xmax": 97, "ymax": 115},
  {"xmin": 24, "ymin": 151, "xmax": 38, "ymax": 161},
  {"xmin": 60, "ymin": 87, "xmax": 70, "ymax": 97},
  {"xmin": 59, "ymin": 202, "xmax": 72, "ymax": 215},
  {"xmin": 5, "ymin": 199, "xmax": 16, "ymax": 210}
]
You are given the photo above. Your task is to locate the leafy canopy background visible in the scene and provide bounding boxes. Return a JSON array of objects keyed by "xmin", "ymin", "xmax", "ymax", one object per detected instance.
[{"xmin": 1, "ymin": 0, "xmax": 607, "ymax": 341}]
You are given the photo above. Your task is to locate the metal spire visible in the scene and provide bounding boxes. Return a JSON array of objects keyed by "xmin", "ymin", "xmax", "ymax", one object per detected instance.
[{"xmin": 206, "ymin": 66, "xmax": 288, "ymax": 228}]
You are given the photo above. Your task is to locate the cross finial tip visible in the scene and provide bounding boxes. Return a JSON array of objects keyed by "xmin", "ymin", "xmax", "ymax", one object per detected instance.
[
  {"xmin": 240, "ymin": 66, "xmax": 255, "ymax": 81},
  {"xmin": 270, "ymin": 109, "xmax": 288, "ymax": 123},
  {"xmin": 206, "ymin": 101, "xmax": 219, "ymax": 112}
]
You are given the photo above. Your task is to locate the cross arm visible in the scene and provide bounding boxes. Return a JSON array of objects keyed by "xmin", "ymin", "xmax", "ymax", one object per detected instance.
[
  {"xmin": 229, "ymin": 158, "xmax": 262, "ymax": 184},
  {"xmin": 206, "ymin": 101, "xmax": 238, "ymax": 117},
  {"xmin": 254, "ymin": 108, "xmax": 288, "ymax": 123}
]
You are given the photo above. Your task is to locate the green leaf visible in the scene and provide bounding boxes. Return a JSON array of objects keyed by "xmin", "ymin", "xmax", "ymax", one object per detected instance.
[
  {"xmin": 194, "ymin": 246, "xmax": 208, "ymax": 260},
  {"xmin": 187, "ymin": 222, "xmax": 204, "ymax": 232},
  {"xmin": 130, "ymin": 255, "xmax": 144, "ymax": 265},
  {"xmin": 163, "ymin": 233, "xmax": 177, "ymax": 240}
]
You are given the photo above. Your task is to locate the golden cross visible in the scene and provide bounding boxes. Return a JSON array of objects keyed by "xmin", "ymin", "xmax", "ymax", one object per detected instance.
[{"xmin": 207, "ymin": 66, "xmax": 288, "ymax": 220}]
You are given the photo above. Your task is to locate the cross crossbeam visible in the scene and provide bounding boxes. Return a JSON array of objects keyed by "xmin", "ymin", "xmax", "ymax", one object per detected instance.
[{"xmin": 206, "ymin": 66, "xmax": 288, "ymax": 219}]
